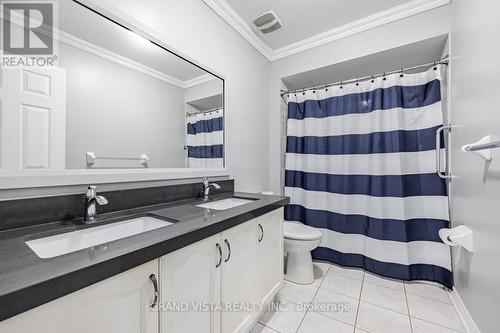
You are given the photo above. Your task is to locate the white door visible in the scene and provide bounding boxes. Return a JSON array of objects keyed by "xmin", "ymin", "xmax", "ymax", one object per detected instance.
[
  {"xmin": 220, "ymin": 222, "xmax": 255, "ymax": 333},
  {"xmin": 0, "ymin": 260, "xmax": 159, "ymax": 333},
  {"xmin": 254, "ymin": 208, "xmax": 284, "ymax": 304},
  {"xmin": 0, "ymin": 67, "xmax": 66, "ymax": 169},
  {"xmin": 160, "ymin": 234, "xmax": 221, "ymax": 333}
]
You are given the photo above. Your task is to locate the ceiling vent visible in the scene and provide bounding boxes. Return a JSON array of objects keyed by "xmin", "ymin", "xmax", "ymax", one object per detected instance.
[{"xmin": 252, "ymin": 11, "xmax": 282, "ymax": 34}]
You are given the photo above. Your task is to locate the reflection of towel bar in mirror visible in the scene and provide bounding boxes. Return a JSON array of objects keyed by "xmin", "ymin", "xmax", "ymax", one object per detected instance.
[
  {"xmin": 86, "ymin": 152, "xmax": 149, "ymax": 168},
  {"xmin": 461, "ymin": 135, "xmax": 500, "ymax": 160}
]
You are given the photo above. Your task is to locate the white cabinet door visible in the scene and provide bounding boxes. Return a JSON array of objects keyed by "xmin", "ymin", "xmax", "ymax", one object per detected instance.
[
  {"xmin": 254, "ymin": 208, "xmax": 284, "ymax": 304},
  {"xmin": 160, "ymin": 234, "xmax": 221, "ymax": 333},
  {"xmin": 220, "ymin": 221, "xmax": 255, "ymax": 333},
  {"xmin": 0, "ymin": 67, "xmax": 66, "ymax": 169},
  {"xmin": 0, "ymin": 260, "xmax": 159, "ymax": 333}
]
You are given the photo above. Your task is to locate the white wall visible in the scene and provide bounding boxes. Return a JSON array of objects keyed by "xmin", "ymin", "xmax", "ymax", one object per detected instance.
[
  {"xmin": 449, "ymin": 0, "xmax": 500, "ymax": 332},
  {"xmin": 268, "ymin": 6, "xmax": 451, "ymax": 194},
  {"xmin": 101, "ymin": 0, "xmax": 271, "ymax": 193},
  {"xmin": 59, "ymin": 43, "xmax": 186, "ymax": 169}
]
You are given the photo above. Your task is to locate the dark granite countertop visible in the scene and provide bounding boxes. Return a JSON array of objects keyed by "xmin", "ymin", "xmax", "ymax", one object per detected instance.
[{"xmin": 0, "ymin": 191, "xmax": 289, "ymax": 322}]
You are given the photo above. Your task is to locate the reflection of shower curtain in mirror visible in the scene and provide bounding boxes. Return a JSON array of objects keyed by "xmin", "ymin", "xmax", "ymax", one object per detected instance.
[{"xmin": 186, "ymin": 109, "xmax": 224, "ymax": 168}]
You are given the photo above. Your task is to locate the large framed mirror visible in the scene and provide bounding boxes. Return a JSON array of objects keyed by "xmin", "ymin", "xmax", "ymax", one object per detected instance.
[{"xmin": 0, "ymin": 0, "xmax": 225, "ymax": 187}]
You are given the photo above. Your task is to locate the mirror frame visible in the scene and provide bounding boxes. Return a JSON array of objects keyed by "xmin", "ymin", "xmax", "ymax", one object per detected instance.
[{"xmin": 0, "ymin": 0, "xmax": 229, "ymax": 189}]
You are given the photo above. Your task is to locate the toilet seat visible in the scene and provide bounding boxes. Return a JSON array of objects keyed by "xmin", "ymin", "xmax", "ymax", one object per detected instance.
[{"xmin": 284, "ymin": 223, "xmax": 322, "ymax": 241}]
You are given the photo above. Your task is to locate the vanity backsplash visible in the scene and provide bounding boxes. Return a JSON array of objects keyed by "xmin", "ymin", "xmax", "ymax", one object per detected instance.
[{"xmin": 0, "ymin": 179, "xmax": 234, "ymax": 232}]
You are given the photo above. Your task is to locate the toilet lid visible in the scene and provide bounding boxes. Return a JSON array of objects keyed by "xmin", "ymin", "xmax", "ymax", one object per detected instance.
[{"xmin": 284, "ymin": 223, "xmax": 322, "ymax": 241}]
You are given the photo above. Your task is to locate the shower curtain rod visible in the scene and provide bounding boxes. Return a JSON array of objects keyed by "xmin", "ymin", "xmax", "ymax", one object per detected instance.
[
  {"xmin": 280, "ymin": 56, "xmax": 449, "ymax": 96},
  {"xmin": 186, "ymin": 106, "xmax": 223, "ymax": 117}
]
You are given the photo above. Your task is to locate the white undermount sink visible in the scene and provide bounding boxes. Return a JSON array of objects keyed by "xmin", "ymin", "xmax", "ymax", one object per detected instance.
[
  {"xmin": 25, "ymin": 216, "xmax": 172, "ymax": 259},
  {"xmin": 196, "ymin": 197, "xmax": 255, "ymax": 211}
]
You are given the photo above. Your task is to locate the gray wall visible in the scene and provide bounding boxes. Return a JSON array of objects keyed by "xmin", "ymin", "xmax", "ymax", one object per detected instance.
[
  {"xmin": 450, "ymin": 1, "xmax": 500, "ymax": 332},
  {"xmin": 59, "ymin": 43, "xmax": 186, "ymax": 169}
]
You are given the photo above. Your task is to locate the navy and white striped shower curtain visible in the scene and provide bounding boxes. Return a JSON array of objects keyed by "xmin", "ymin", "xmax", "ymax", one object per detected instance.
[
  {"xmin": 186, "ymin": 109, "xmax": 224, "ymax": 168},
  {"xmin": 284, "ymin": 66, "xmax": 452, "ymax": 288}
]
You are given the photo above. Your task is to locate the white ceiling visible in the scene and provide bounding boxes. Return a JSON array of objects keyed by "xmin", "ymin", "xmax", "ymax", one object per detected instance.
[
  {"xmin": 187, "ymin": 94, "xmax": 224, "ymax": 111},
  {"xmin": 224, "ymin": 0, "xmax": 414, "ymax": 49},
  {"xmin": 59, "ymin": 0, "xmax": 211, "ymax": 83}
]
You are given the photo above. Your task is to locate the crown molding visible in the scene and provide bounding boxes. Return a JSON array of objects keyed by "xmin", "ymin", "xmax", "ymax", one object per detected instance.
[
  {"xmin": 58, "ymin": 31, "xmax": 212, "ymax": 89},
  {"xmin": 270, "ymin": 0, "xmax": 451, "ymax": 60},
  {"xmin": 184, "ymin": 73, "xmax": 217, "ymax": 88},
  {"xmin": 202, "ymin": 0, "xmax": 273, "ymax": 60},
  {"xmin": 202, "ymin": 0, "xmax": 451, "ymax": 62}
]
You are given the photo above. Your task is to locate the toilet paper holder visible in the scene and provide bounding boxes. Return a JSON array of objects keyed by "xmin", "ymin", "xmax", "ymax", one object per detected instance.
[{"xmin": 439, "ymin": 225, "xmax": 474, "ymax": 252}]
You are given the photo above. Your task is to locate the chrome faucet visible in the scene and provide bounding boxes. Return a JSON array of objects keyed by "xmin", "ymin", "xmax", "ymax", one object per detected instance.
[
  {"xmin": 83, "ymin": 185, "xmax": 108, "ymax": 224},
  {"xmin": 202, "ymin": 177, "xmax": 221, "ymax": 201}
]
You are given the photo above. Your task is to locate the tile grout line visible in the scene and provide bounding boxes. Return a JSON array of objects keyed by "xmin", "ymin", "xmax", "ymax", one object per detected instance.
[
  {"xmin": 405, "ymin": 290, "xmax": 454, "ymax": 305},
  {"xmin": 319, "ymin": 287, "xmax": 363, "ymax": 300},
  {"xmin": 353, "ymin": 270, "xmax": 365, "ymax": 332},
  {"xmin": 360, "ymin": 281, "xmax": 411, "ymax": 316},
  {"xmin": 403, "ymin": 283, "xmax": 414, "ymax": 333},
  {"xmin": 315, "ymin": 264, "xmax": 364, "ymax": 329},
  {"xmin": 317, "ymin": 263, "xmax": 332, "ymax": 289},
  {"xmin": 293, "ymin": 264, "xmax": 330, "ymax": 333},
  {"xmin": 295, "ymin": 262, "xmax": 336, "ymax": 333},
  {"xmin": 408, "ymin": 316, "xmax": 464, "ymax": 333},
  {"xmin": 258, "ymin": 322, "xmax": 281, "ymax": 333},
  {"xmin": 405, "ymin": 286, "xmax": 463, "ymax": 331}
]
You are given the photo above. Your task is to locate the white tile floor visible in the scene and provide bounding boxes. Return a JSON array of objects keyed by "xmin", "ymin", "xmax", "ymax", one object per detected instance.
[{"xmin": 251, "ymin": 261, "xmax": 464, "ymax": 333}]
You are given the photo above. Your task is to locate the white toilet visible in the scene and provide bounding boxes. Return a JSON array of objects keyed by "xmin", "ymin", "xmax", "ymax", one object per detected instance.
[{"xmin": 283, "ymin": 222, "xmax": 323, "ymax": 284}]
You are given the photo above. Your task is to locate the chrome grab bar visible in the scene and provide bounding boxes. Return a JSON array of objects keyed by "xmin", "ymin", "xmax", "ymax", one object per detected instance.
[{"xmin": 436, "ymin": 125, "xmax": 453, "ymax": 179}]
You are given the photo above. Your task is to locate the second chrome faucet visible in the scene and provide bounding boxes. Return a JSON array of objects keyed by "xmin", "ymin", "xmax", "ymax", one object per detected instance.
[{"xmin": 202, "ymin": 177, "xmax": 221, "ymax": 201}]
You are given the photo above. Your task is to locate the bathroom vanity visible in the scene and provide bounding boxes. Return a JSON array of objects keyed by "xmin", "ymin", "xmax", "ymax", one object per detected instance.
[{"xmin": 0, "ymin": 183, "xmax": 288, "ymax": 333}]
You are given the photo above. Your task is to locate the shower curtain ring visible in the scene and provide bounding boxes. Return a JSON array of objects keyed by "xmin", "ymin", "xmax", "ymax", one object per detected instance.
[{"xmin": 400, "ymin": 68, "xmax": 404, "ymax": 78}]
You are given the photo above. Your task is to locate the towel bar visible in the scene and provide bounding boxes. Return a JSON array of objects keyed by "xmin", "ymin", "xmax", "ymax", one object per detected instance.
[
  {"xmin": 86, "ymin": 152, "xmax": 149, "ymax": 167},
  {"xmin": 461, "ymin": 135, "xmax": 500, "ymax": 160}
]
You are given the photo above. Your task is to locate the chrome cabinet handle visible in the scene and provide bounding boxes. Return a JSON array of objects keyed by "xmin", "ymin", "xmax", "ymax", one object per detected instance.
[
  {"xmin": 149, "ymin": 274, "xmax": 159, "ymax": 309},
  {"xmin": 258, "ymin": 223, "xmax": 264, "ymax": 242},
  {"xmin": 224, "ymin": 239, "xmax": 231, "ymax": 262},
  {"xmin": 216, "ymin": 243, "xmax": 222, "ymax": 268}
]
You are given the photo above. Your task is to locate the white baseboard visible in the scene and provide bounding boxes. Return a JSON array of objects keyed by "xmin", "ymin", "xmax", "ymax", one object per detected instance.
[{"xmin": 448, "ymin": 288, "xmax": 481, "ymax": 333}]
